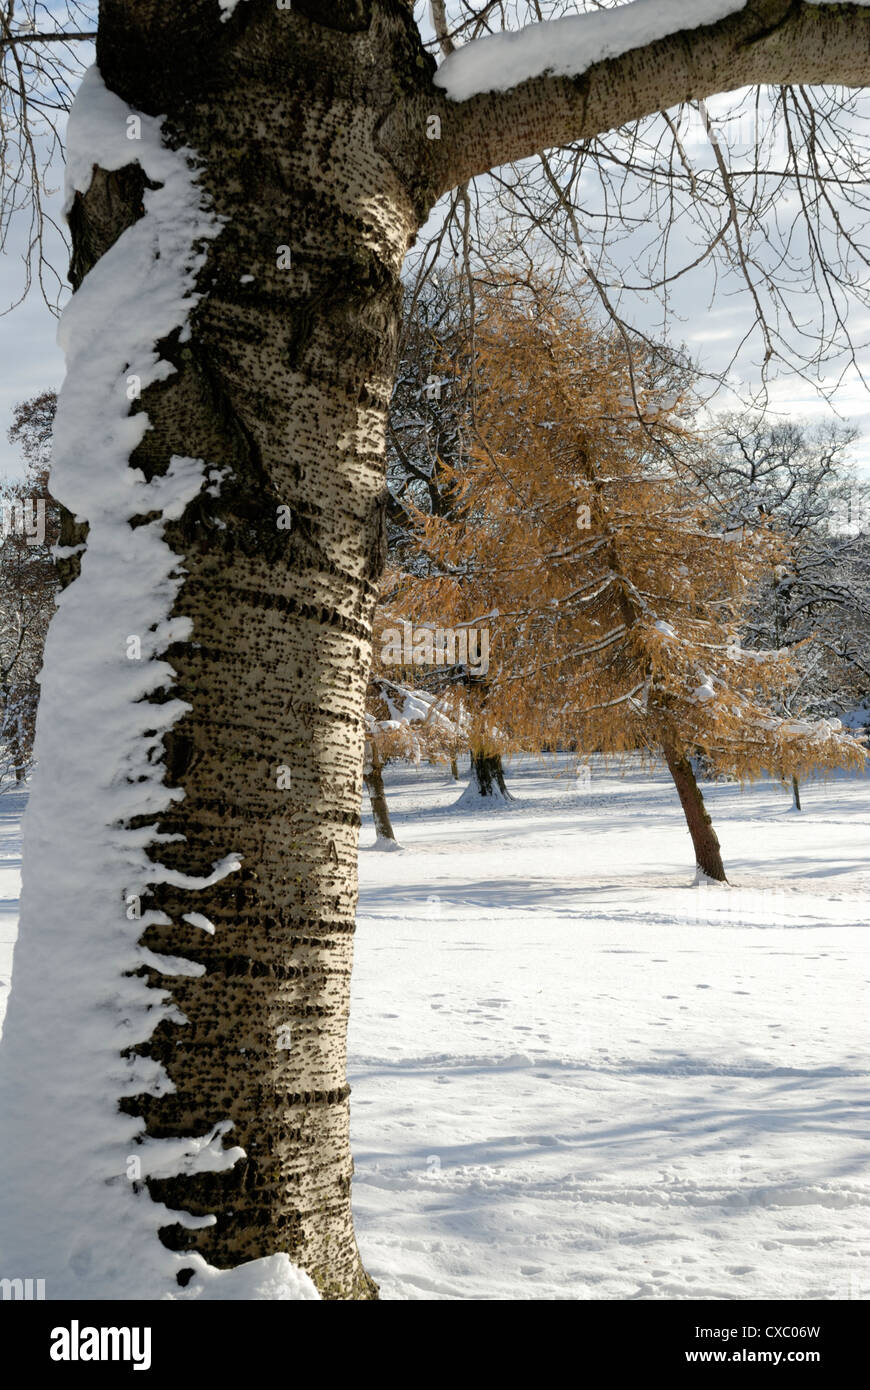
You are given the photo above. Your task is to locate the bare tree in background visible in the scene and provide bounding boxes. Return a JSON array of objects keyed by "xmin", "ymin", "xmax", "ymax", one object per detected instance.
[
  {"xmin": 685, "ymin": 412, "xmax": 870, "ymax": 804},
  {"xmin": 0, "ymin": 4, "xmax": 95, "ymax": 311},
  {"xmin": 1, "ymin": 390, "xmax": 60, "ymax": 784},
  {"xmin": 386, "ymin": 273, "xmax": 518, "ymax": 798}
]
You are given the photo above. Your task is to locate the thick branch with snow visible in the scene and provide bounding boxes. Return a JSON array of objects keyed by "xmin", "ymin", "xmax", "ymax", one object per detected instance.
[{"xmin": 422, "ymin": 0, "xmax": 870, "ymax": 192}]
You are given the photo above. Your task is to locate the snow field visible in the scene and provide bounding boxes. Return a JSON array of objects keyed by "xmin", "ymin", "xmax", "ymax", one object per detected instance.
[{"xmin": 350, "ymin": 755, "xmax": 870, "ymax": 1300}]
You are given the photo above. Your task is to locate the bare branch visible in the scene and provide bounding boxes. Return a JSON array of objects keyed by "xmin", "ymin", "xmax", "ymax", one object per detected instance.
[
  {"xmin": 429, "ymin": 0, "xmax": 456, "ymax": 58},
  {"xmin": 0, "ymin": 31, "xmax": 96, "ymax": 46}
]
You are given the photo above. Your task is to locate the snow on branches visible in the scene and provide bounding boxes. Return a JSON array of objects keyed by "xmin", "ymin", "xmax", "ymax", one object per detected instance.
[
  {"xmin": 433, "ymin": 0, "xmax": 747, "ymax": 101},
  {"xmin": 366, "ymin": 674, "xmax": 461, "ymax": 772}
]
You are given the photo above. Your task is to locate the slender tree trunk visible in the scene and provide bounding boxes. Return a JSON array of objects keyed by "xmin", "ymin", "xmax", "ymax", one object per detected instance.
[
  {"xmin": 450, "ymin": 756, "xmax": 459, "ymax": 781},
  {"xmin": 792, "ymin": 775, "xmax": 802, "ymax": 811},
  {"xmin": 470, "ymin": 750, "xmax": 511, "ymax": 799},
  {"xmin": 661, "ymin": 740, "xmax": 728, "ymax": 882},
  {"xmin": 364, "ymin": 750, "xmax": 396, "ymax": 843}
]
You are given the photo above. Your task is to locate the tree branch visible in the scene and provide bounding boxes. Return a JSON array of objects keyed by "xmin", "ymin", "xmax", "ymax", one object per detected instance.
[
  {"xmin": 423, "ymin": 0, "xmax": 870, "ymax": 196},
  {"xmin": 429, "ymin": 0, "xmax": 456, "ymax": 58},
  {"xmin": 0, "ymin": 32, "xmax": 96, "ymax": 47}
]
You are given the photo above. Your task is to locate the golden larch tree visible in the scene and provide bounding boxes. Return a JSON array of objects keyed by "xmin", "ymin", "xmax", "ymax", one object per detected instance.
[{"xmin": 395, "ymin": 278, "xmax": 865, "ymax": 879}]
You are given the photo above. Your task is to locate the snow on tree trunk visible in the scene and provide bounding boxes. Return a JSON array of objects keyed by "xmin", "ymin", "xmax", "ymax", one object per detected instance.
[
  {"xmin": 0, "ymin": 66, "xmax": 317, "ymax": 1302},
  {"xmin": 0, "ymin": 1, "xmax": 438, "ymax": 1300},
  {"xmin": 462, "ymin": 750, "xmax": 512, "ymax": 803},
  {"xmin": 90, "ymin": 7, "xmax": 422, "ymax": 1298},
  {"xmin": 661, "ymin": 739, "xmax": 728, "ymax": 883}
]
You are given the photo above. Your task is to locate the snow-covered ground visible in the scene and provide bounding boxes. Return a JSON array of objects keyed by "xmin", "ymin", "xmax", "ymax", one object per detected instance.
[
  {"xmin": 350, "ymin": 756, "xmax": 870, "ymax": 1300},
  {"xmin": 1, "ymin": 759, "xmax": 868, "ymax": 1301}
]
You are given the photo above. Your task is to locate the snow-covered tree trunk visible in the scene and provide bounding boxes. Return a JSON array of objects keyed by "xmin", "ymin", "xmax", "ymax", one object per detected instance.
[
  {"xmin": 89, "ymin": 0, "xmax": 441, "ymax": 1300},
  {"xmin": 0, "ymin": 0, "xmax": 446, "ymax": 1304},
  {"xmin": 468, "ymin": 751, "xmax": 512, "ymax": 801}
]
